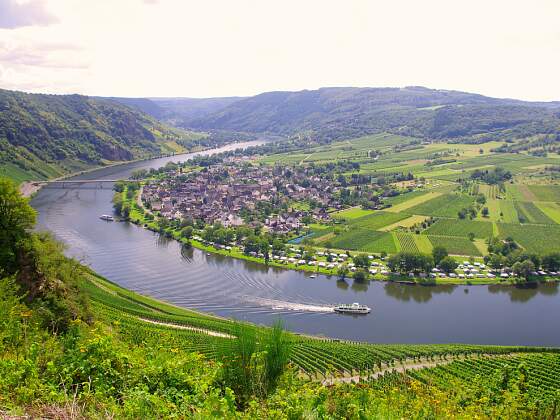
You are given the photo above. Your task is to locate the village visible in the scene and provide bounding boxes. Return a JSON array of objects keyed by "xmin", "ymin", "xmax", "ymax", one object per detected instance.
[{"xmin": 140, "ymin": 161, "xmax": 347, "ymax": 234}]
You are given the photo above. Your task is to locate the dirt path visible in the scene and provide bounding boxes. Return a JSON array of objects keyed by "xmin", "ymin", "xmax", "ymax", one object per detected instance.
[
  {"xmin": 322, "ymin": 359, "xmax": 449, "ymax": 385},
  {"xmin": 299, "ymin": 153, "xmax": 312, "ymax": 165},
  {"xmin": 321, "ymin": 353, "xmax": 506, "ymax": 385},
  {"xmin": 19, "ymin": 181, "xmax": 42, "ymax": 198},
  {"xmin": 139, "ymin": 317, "xmax": 233, "ymax": 338}
]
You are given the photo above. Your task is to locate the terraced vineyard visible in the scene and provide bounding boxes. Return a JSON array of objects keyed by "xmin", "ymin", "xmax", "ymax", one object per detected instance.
[
  {"xmin": 406, "ymin": 353, "xmax": 560, "ymax": 405},
  {"xmin": 82, "ymin": 273, "xmax": 558, "ymax": 378}
]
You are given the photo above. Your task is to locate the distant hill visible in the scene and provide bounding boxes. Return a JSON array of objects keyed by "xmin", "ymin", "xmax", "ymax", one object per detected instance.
[
  {"xmin": 187, "ymin": 87, "xmax": 560, "ymax": 143},
  {"xmin": 0, "ymin": 89, "xmax": 203, "ymax": 183},
  {"xmin": 109, "ymin": 96, "xmax": 243, "ymax": 128}
]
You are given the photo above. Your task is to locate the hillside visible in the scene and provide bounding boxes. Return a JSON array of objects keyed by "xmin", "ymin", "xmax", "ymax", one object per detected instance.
[
  {"xmin": 109, "ymin": 96, "xmax": 243, "ymax": 127},
  {"xmin": 0, "ymin": 89, "xmax": 204, "ymax": 183},
  {"xmin": 188, "ymin": 86, "xmax": 560, "ymax": 143}
]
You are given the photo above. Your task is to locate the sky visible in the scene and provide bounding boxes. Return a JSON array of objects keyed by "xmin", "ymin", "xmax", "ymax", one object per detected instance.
[{"xmin": 0, "ymin": 0, "xmax": 559, "ymax": 101}]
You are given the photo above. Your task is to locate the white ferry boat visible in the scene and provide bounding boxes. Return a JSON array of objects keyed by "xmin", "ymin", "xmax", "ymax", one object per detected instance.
[
  {"xmin": 333, "ymin": 302, "xmax": 371, "ymax": 314},
  {"xmin": 99, "ymin": 214, "xmax": 114, "ymax": 221}
]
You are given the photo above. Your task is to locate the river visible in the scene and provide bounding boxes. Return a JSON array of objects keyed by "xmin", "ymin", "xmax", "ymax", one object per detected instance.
[{"xmin": 31, "ymin": 142, "xmax": 560, "ymax": 346}]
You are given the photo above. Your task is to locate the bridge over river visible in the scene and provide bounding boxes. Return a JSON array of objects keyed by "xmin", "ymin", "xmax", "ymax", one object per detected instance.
[{"xmin": 31, "ymin": 179, "xmax": 131, "ymax": 189}]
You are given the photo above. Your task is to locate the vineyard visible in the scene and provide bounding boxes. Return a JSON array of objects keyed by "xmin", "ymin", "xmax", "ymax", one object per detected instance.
[
  {"xmin": 396, "ymin": 232, "xmax": 420, "ymax": 253},
  {"xmin": 424, "ymin": 219, "xmax": 493, "ymax": 239},
  {"xmin": 499, "ymin": 200, "xmax": 520, "ymax": 223},
  {"xmin": 427, "ymin": 235, "xmax": 482, "ymax": 256},
  {"xmin": 348, "ymin": 211, "xmax": 408, "ymax": 230},
  {"xmin": 514, "ymin": 201, "xmax": 555, "ymax": 224},
  {"xmin": 330, "ymin": 229, "xmax": 398, "ymax": 253},
  {"xmin": 81, "ymin": 273, "xmax": 559, "ymax": 379},
  {"xmin": 406, "ymin": 352, "xmax": 560, "ymax": 405},
  {"xmin": 497, "ymin": 223, "xmax": 560, "ymax": 254},
  {"xmin": 529, "ymin": 184, "xmax": 560, "ymax": 202},
  {"xmin": 404, "ymin": 194, "xmax": 475, "ymax": 218}
]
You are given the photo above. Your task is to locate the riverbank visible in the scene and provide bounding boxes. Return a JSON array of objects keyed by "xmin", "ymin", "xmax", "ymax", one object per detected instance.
[
  {"xmin": 120, "ymin": 186, "xmax": 559, "ymax": 287},
  {"xmin": 18, "ymin": 150, "xmax": 201, "ymax": 198},
  {"xmin": 17, "ymin": 139, "xmax": 268, "ymax": 198}
]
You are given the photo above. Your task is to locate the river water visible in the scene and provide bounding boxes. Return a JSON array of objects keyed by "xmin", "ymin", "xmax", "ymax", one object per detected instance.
[{"xmin": 31, "ymin": 142, "xmax": 560, "ymax": 346}]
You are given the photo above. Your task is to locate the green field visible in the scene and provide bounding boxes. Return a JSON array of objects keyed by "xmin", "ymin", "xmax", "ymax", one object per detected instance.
[
  {"xmin": 404, "ymin": 193, "xmax": 475, "ymax": 218},
  {"xmin": 514, "ymin": 201, "xmax": 555, "ymax": 224},
  {"xmin": 348, "ymin": 211, "xmax": 409, "ymax": 230},
  {"xmin": 413, "ymin": 234, "xmax": 433, "ymax": 253},
  {"xmin": 330, "ymin": 230, "xmax": 398, "ymax": 253},
  {"xmin": 427, "ymin": 235, "xmax": 482, "ymax": 256},
  {"xmin": 331, "ymin": 207, "xmax": 374, "ymax": 220},
  {"xmin": 499, "ymin": 200, "xmax": 520, "ymax": 223},
  {"xmin": 529, "ymin": 185, "xmax": 560, "ymax": 202},
  {"xmin": 536, "ymin": 202, "xmax": 560, "ymax": 224},
  {"xmin": 386, "ymin": 191, "xmax": 443, "ymax": 213},
  {"xmin": 425, "ymin": 219, "xmax": 494, "ymax": 238},
  {"xmin": 497, "ymin": 223, "xmax": 560, "ymax": 254}
]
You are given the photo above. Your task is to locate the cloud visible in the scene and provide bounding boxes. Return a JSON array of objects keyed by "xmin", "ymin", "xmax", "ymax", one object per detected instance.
[
  {"xmin": 0, "ymin": 40, "xmax": 88, "ymax": 69},
  {"xmin": 0, "ymin": 0, "xmax": 58, "ymax": 29}
]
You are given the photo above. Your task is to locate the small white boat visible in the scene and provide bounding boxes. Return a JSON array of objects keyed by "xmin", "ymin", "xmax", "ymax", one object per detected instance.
[
  {"xmin": 99, "ymin": 214, "xmax": 114, "ymax": 221},
  {"xmin": 309, "ymin": 275, "xmax": 316, "ymax": 278},
  {"xmin": 334, "ymin": 302, "xmax": 371, "ymax": 314}
]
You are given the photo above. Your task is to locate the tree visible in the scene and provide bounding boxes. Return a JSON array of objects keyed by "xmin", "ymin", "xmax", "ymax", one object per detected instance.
[
  {"xmin": 352, "ymin": 254, "xmax": 370, "ymax": 268},
  {"xmin": 468, "ymin": 232, "xmax": 475, "ymax": 242},
  {"xmin": 481, "ymin": 207, "xmax": 489, "ymax": 217},
  {"xmin": 512, "ymin": 260, "xmax": 535, "ymax": 282},
  {"xmin": 387, "ymin": 252, "xmax": 434, "ymax": 274},
  {"xmin": 353, "ymin": 269, "xmax": 368, "ymax": 282},
  {"xmin": 432, "ymin": 246, "xmax": 448, "ymax": 265},
  {"xmin": 181, "ymin": 226, "xmax": 194, "ymax": 239},
  {"xmin": 487, "ymin": 253, "xmax": 505, "ymax": 270},
  {"xmin": 272, "ymin": 239, "xmax": 285, "ymax": 254},
  {"xmin": 542, "ymin": 252, "xmax": 560, "ymax": 271},
  {"xmin": 439, "ymin": 256, "xmax": 458, "ymax": 273},
  {"xmin": 0, "ymin": 179, "xmax": 37, "ymax": 276},
  {"xmin": 337, "ymin": 264, "xmax": 349, "ymax": 280}
]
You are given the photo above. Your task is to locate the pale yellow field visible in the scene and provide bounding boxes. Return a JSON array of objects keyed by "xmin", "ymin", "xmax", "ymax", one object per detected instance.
[
  {"xmin": 413, "ymin": 235, "xmax": 433, "ymax": 253},
  {"xmin": 386, "ymin": 191, "xmax": 442, "ymax": 213},
  {"xmin": 473, "ymin": 239, "xmax": 489, "ymax": 255},
  {"xmin": 379, "ymin": 215, "xmax": 429, "ymax": 231},
  {"xmin": 535, "ymin": 202, "xmax": 560, "ymax": 224}
]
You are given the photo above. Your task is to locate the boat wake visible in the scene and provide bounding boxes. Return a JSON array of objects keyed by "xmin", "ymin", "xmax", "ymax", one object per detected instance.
[{"xmin": 242, "ymin": 296, "xmax": 335, "ymax": 313}]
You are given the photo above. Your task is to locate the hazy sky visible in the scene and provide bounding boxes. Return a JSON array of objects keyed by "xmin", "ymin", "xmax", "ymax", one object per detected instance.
[{"xmin": 0, "ymin": 0, "xmax": 559, "ymax": 100}]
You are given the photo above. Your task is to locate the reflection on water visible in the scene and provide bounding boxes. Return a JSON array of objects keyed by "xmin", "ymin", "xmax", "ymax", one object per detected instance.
[
  {"xmin": 30, "ymin": 143, "xmax": 560, "ymax": 346},
  {"xmin": 351, "ymin": 279, "xmax": 369, "ymax": 293},
  {"xmin": 336, "ymin": 279, "xmax": 349, "ymax": 290},
  {"xmin": 384, "ymin": 283, "xmax": 457, "ymax": 303},
  {"xmin": 487, "ymin": 282, "xmax": 559, "ymax": 303}
]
